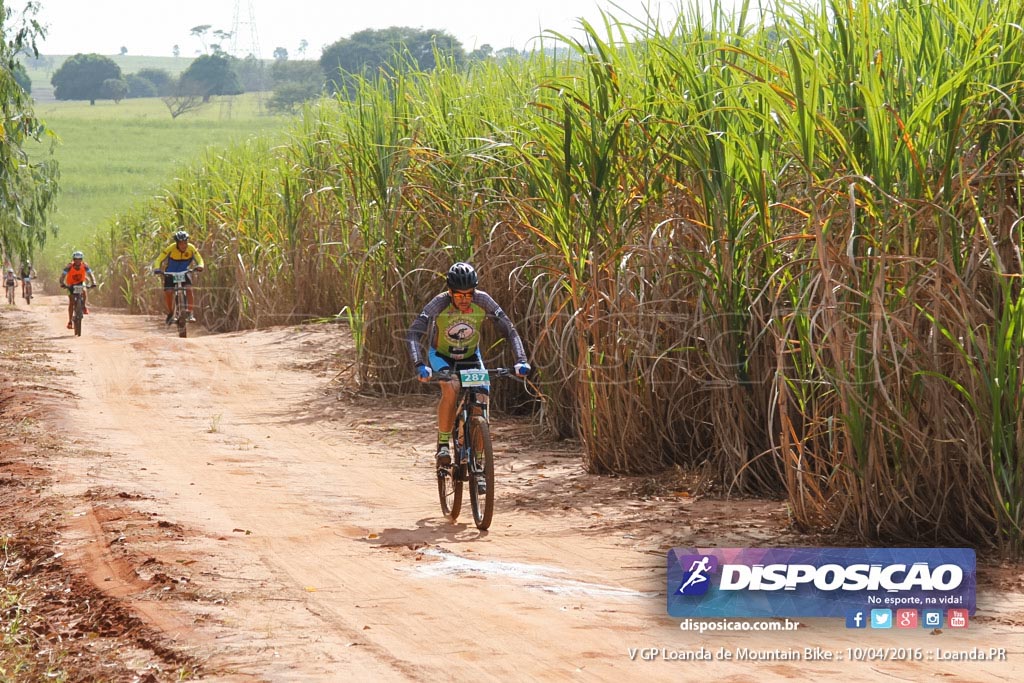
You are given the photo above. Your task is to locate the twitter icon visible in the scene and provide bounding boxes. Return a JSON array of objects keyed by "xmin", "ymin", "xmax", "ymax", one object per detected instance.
[{"xmin": 870, "ymin": 609, "xmax": 893, "ymax": 629}]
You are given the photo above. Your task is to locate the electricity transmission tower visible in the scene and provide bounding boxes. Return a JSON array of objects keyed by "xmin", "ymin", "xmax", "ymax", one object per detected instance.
[{"xmin": 221, "ymin": 0, "xmax": 263, "ymax": 117}]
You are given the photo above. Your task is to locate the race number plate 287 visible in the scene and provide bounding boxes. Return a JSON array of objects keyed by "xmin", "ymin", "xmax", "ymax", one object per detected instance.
[{"xmin": 459, "ymin": 369, "xmax": 490, "ymax": 387}]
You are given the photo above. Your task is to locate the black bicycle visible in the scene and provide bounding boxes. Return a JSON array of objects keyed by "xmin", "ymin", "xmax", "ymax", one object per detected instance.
[
  {"xmin": 65, "ymin": 283, "xmax": 95, "ymax": 336},
  {"xmin": 430, "ymin": 367, "xmax": 515, "ymax": 530},
  {"xmin": 155, "ymin": 268, "xmax": 196, "ymax": 338}
]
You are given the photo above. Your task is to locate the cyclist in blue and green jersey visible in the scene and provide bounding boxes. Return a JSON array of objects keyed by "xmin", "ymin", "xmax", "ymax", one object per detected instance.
[
  {"xmin": 152, "ymin": 230, "xmax": 205, "ymax": 324},
  {"xmin": 407, "ymin": 262, "xmax": 531, "ymax": 467}
]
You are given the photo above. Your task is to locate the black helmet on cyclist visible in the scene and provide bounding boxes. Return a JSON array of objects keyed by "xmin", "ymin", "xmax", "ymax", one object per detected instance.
[
  {"xmin": 72, "ymin": 250, "xmax": 84, "ymax": 260},
  {"xmin": 446, "ymin": 262, "xmax": 478, "ymax": 291},
  {"xmin": 173, "ymin": 230, "xmax": 189, "ymax": 242}
]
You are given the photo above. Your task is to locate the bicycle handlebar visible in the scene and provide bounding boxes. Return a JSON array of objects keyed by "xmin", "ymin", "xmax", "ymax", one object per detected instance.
[
  {"xmin": 153, "ymin": 267, "xmax": 199, "ymax": 275},
  {"xmin": 423, "ymin": 367, "xmax": 515, "ymax": 382}
]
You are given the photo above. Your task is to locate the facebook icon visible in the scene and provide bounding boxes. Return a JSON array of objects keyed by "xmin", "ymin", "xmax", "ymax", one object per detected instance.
[{"xmin": 846, "ymin": 610, "xmax": 867, "ymax": 629}]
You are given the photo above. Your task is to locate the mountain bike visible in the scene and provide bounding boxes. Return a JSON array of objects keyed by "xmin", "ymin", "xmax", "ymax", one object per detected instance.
[
  {"xmin": 22, "ymin": 277, "xmax": 33, "ymax": 304},
  {"xmin": 155, "ymin": 269, "xmax": 196, "ymax": 338},
  {"xmin": 66, "ymin": 283, "xmax": 95, "ymax": 337},
  {"xmin": 4, "ymin": 281, "xmax": 14, "ymax": 304},
  {"xmin": 430, "ymin": 367, "xmax": 514, "ymax": 530}
]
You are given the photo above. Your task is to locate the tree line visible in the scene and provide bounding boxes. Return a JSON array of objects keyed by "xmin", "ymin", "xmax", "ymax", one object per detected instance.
[{"xmin": 38, "ymin": 26, "xmax": 523, "ymax": 116}]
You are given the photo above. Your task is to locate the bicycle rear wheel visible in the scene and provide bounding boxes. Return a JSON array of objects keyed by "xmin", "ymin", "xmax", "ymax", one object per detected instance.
[{"xmin": 468, "ymin": 416, "xmax": 495, "ymax": 530}]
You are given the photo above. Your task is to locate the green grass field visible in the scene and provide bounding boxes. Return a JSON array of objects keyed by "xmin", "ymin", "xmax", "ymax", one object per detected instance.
[{"xmin": 26, "ymin": 92, "xmax": 292, "ymax": 273}]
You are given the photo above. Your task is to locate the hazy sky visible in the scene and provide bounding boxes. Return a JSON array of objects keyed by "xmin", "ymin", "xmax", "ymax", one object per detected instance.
[{"xmin": 28, "ymin": 0, "xmax": 700, "ymax": 58}]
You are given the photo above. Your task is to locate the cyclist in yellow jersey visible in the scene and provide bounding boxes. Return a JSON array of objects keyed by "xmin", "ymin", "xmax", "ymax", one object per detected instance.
[
  {"xmin": 406, "ymin": 262, "xmax": 531, "ymax": 467},
  {"xmin": 152, "ymin": 230, "xmax": 205, "ymax": 324}
]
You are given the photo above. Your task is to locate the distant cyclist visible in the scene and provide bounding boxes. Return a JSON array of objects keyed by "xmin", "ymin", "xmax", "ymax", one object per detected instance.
[
  {"xmin": 19, "ymin": 260, "xmax": 35, "ymax": 298},
  {"xmin": 4, "ymin": 268, "xmax": 16, "ymax": 300},
  {"xmin": 152, "ymin": 229, "xmax": 205, "ymax": 324},
  {"xmin": 406, "ymin": 262, "xmax": 531, "ymax": 467},
  {"xmin": 59, "ymin": 251, "xmax": 97, "ymax": 329}
]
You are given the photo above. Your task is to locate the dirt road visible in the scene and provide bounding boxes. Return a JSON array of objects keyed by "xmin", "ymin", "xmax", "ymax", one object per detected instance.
[{"xmin": 3, "ymin": 295, "xmax": 1023, "ymax": 681}]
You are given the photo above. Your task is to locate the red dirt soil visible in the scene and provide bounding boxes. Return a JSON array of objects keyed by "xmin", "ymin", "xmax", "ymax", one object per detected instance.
[{"xmin": 2, "ymin": 295, "xmax": 1022, "ymax": 682}]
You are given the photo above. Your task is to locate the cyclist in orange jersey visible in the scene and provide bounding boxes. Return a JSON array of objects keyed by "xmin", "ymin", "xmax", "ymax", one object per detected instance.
[{"xmin": 59, "ymin": 251, "xmax": 97, "ymax": 329}]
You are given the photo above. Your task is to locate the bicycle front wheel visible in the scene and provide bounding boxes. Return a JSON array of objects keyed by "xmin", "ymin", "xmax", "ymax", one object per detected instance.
[
  {"xmin": 468, "ymin": 416, "xmax": 495, "ymax": 530},
  {"xmin": 438, "ymin": 459, "xmax": 463, "ymax": 521},
  {"xmin": 74, "ymin": 297, "xmax": 83, "ymax": 336},
  {"xmin": 438, "ymin": 420, "xmax": 464, "ymax": 521}
]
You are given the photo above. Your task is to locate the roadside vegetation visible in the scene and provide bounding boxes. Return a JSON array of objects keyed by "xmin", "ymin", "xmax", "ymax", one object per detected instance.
[
  {"xmin": 91, "ymin": 0, "xmax": 1024, "ymax": 554},
  {"xmin": 0, "ymin": 2, "xmax": 57, "ymax": 270}
]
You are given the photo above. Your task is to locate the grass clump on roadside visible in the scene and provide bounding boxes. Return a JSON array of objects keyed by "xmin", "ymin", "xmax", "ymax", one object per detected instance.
[{"xmin": 1, "ymin": 540, "xmax": 68, "ymax": 681}]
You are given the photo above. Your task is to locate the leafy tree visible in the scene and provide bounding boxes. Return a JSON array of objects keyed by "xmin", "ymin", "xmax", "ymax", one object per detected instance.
[
  {"xmin": 119, "ymin": 46, "xmax": 127, "ymax": 56},
  {"xmin": 468, "ymin": 44, "xmax": 493, "ymax": 62},
  {"xmin": 495, "ymin": 47, "xmax": 521, "ymax": 60},
  {"xmin": 136, "ymin": 67, "xmax": 173, "ymax": 95},
  {"xmin": 267, "ymin": 81, "xmax": 321, "ymax": 114},
  {"xmin": 124, "ymin": 73, "xmax": 156, "ymax": 98},
  {"xmin": 320, "ymin": 26, "xmax": 465, "ymax": 94},
  {"xmin": 190, "ymin": 24, "xmax": 212, "ymax": 53},
  {"xmin": 13, "ymin": 61, "xmax": 30, "ymax": 91},
  {"xmin": 267, "ymin": 60, "xmax": 322, "ymax": 112},
  {"xmin": 50, "ymin": 52, "xmax": 121, "ymax": 104},
  {"xmin": 102, "ymin": 77, "xmax": 128, "ymax": 102},
  {"xmin": 234, "ymin": 54, "xmax": 268, "ymax": 92},
  {"xmin": 173, "ymin": 44, "xmax": 180, "ymax": 57},
  {"xmin": 273, "ymin": 46, "xmax": 288, "ymax": 61},
  {"xmin": 210, "ymin": 29, "xmax": 232, "ymax": 55},
  {"xmin": 180, "ymin": 53, "xmax": 241, "ymax": 102},
  {"xmin": 1, "ymin": 1, "xmax": 59, "ymax": 262}
]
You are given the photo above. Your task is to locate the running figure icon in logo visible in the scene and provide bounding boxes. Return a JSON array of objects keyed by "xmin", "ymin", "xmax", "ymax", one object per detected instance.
[{"xmin": 675, "ymin": 555, "xmax": 718, "ymax": 596}]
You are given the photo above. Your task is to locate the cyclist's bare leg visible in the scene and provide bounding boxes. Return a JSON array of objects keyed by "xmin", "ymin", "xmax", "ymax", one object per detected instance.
[
  {"xmin": 186, "ymin": 286, "xmax": 195, "ymax": 313},
  {"xmin": 163, "ymin": 290, "xmax": 174, "ymax": 315},
  {"xmin": 438, "ymin": 380, "xmax": 458, "ymax": 435}
]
